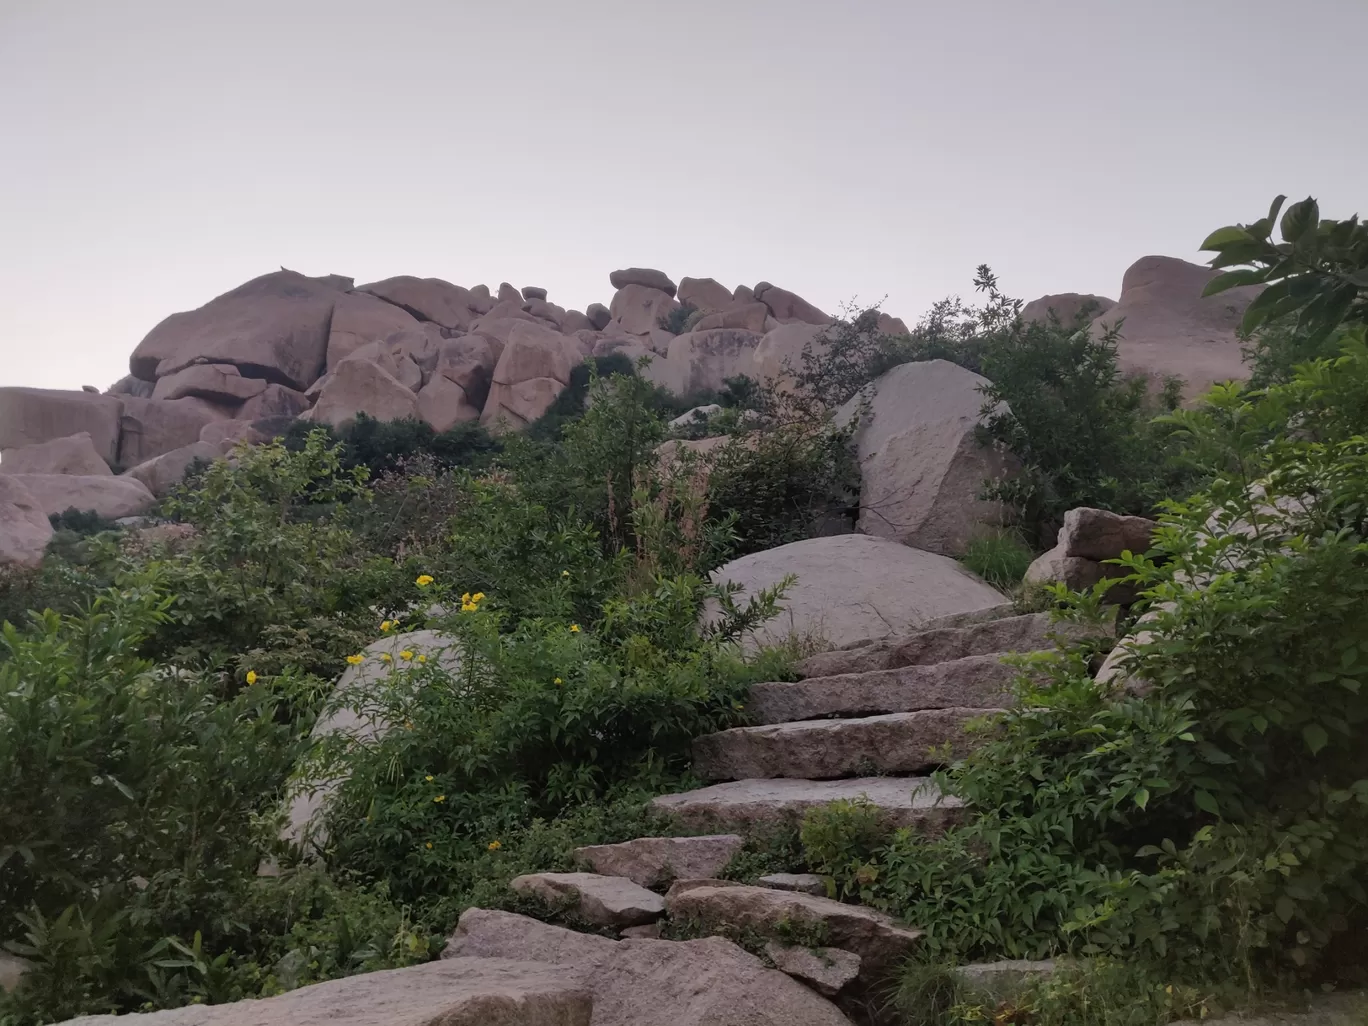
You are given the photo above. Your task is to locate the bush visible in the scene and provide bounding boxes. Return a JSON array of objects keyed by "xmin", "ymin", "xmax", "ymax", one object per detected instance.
[
  {"xmin": 959, "ymin": 529, "xmax": 1035, "ymax": 590},
  {"xmin": 283, "ymin": 415, "xmax": 501, "ymax": 479}
]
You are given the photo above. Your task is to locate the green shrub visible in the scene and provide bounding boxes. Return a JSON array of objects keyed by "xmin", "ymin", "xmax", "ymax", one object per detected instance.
[
  {"xmin": 658, "ymin": 304, "xmax": 700, "ymax": 336},
  {"xmin": 283, "ymin": 415, "xmax": 502, "ymax": 479},
  {"xmin": 959, "ymin": 529, "xmax": 1034, "ymax": 590}
]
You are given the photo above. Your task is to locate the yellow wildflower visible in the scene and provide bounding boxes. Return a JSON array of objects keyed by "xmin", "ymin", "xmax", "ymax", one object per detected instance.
[
  {"xmin": 561, "ymin": 570, "xmax": 570, "ymax": 577},
  {"xmin": 425, "ymin": 842, "xmax": 433, "ymax": 849},
  {"xmin": 245, "ymin": 670, "xmax": 258, "ymax": 685},
  {"xmin": 400, "ymin": 650, "xmax": 414, "ymax": 661},
  {"xmin": 487, "ymin": 840, "xmax": 502, "ymax": 851},
  {"xmin": 554, "ymin": 677, "xmax": 563, "ymax": 685},
  {"xmin": 425, "ymin": 775, "xmax": 434, "ymax": 782},
  {"xmin": 569, "ymin": 624, "xmax": 581, "ymax": 633},
  {"xmin": 381, "ymin": 619, "xmax": 395, "ymax": 632},
  {"xmin": 461, "ymin": 602, "xmax": 477, "ymax": 613},
  {"xmin": 461, "ymin": 592, "xmax": 471, "ymax": 603},
  {"xmin": 433, "ymin": 794, "xmax": 445, "ymax": 803},
  {"xmin": 417, "ymin": 654, "xmax": 427, "ymax": 664},
  {"xmin": 346, "ymin": 654, "xmax": 364, "ymax": 665},
  {"xmin": 380, "ymin": 652, "xmax": 392, "ymax": 663},
  {"xmin": 415, "ymin": 574, "xmax": 434, "ymax": 587},
  {"xmin": 472, "ymin": 592, "xmax": 485, "ymax": 603}
]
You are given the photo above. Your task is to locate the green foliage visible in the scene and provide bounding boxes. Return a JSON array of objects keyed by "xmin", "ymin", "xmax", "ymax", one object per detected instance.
[
  {"xmin": 283, "ymin": 415, "xmax": 501, "ymax": 479},
  {"xmin": 959, "ymin": 529, "xmax": 1034, "ymax": 590},
  {"xmin": 47, "ymin": 508, "xmax": 121, "ymax": 535},
  {"xmin": 800, "ymin": 798, "xmax": 889, "ymax": 900},
  {"xmin": 659, "ymin": 303, "xmax": 701, "ymax": 336}
]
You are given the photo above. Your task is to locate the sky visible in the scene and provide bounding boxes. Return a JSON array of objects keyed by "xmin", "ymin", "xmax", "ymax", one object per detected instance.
[{"xmin": 2, "ymin": 0, "xmax": 1365, "ymax": 391}]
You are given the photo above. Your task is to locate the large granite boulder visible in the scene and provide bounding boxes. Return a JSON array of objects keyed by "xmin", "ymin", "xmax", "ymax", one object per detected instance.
[
  {"xmin": 125, "ymin": 441, "xmax": 224, "ymax": 497},
  {"xmin": 150, "ymin": 363, "xmax": 269, "ymax": 404},
  {"xmin": 325, "ymin": 290, "xmax": 423, "ymax": 368},
  {"xmin": 749, "ymin": 322, "xmax": 827, "ymax": 386},
  {"xmin": 664, "ymin": 329, "xmax": 764, "ymax": 394},
  {"xmin": 356, "ymin": 275, "xmax": 478, "ymax": 331},
  {"xmin": 707, "ymin": 534, "xmax": 1006, "ymax": 649},
  {"xmin": 1091, "ymin": 255, "xmax": 1264, "ymax": 397},
  {"xmin": 0, "ymin": 388, "xmax": 124, "ymax": 465},
  {"xmin": 480, "ymin": 321, "xmax": 573, "ymax": 431},
  {"xmin": 1, "ymin": 432, "xmax": 111, "ymax": 475},
  {"xmin": 107, "ymin": 374, "xmax": 156, "ymax": 399},
  {"xmin": 0, "ymin": 476, "xmax": 53, "ymax": 568},
  {"xmin": 693, "ymin": 301, "xmax": 770, "ymax": 334},
  {"xmin": 117, "ymin": 397, "xmax": 226, "ymax": 467},
  {"xmin": 610, "ymin": 268, "xmax": 677, "ymax": 296},
  {"xmin": 9, "ymin": 474, "xmax": 155, "ymax": 520},
  {"xmin": 1021, "ymin": 292, "xmax": 1116, "ymax": 326},
  {"xmin": 237, "ymin": 383, "xmax": 310, "ymax": 421},
  {"xmin": 130, "ymin": 270, "xmax": 342, "ymax": 390},
  {"xmin": 677, "ymin": 276, "xmax": 733, "ymax": 313},
  {"xmin": 609, "ymin": 284, "xmax": 679, "ymax": 336},
  {"xmin": 837, "ymin": 360, "xmax": 1015, "ymax": 556},
  {"xmin": 308, "ymin": 358, "xmax": 420, "ymax": 429},
  {"xmin": 417, "ymin": 335, "xmax": 497, "ymax": 431},
  {"xmin": 754, "ymin": 282, "xmax": 830, "ymax": 325}
]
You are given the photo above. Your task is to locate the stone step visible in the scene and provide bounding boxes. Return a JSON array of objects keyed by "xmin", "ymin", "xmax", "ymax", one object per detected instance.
[
  {"xmin": 797, "ymin": 611, "xmax": 1095, "ymax": 678},
  {"xmin": 693, "ymin": 708, "xmax": 999, "ymax": 781},
  {"xmin": 649, "ymin": 777, "xmax": 963, "ymax": 834},
  {"xmin": 748, "ymin": 653, "xmax": 1016, "ymax": 724}
]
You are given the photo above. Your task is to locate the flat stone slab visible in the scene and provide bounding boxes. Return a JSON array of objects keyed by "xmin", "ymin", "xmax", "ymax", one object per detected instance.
[
  {"xmin": 763, "ymin": 941, "xmax": 862, "ymax": 996},
  {"xmin": 758, "ymin": 873, "xmax": 827, "ymax": 895},
  {"xmin": 955, "ymin": 959, "xmax": 1057, "ymax": 999},
  {"xmin": 575, "ymin": 834, "xmax": 744, "ymax": 889},
  {"xmin": 665, "ymin": 882, "xmax": 921, "ymax": 974},
  {"xmin": 510, "ymin": 872, "xmax": 664, "ymax": 928},
  {"xmin": 748, "ymin": 654, "xmax": 1016, "ymax": 724},
  {"xmin": 693, "ymin": 709, "xmax": 999, "ymax": 781},
  {"xmin": 649, "ymin": 777, "xmax": 963, "ymax": 834}
]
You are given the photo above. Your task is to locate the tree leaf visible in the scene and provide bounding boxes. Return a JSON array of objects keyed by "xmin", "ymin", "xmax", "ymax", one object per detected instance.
[
  {"xmin": 1134, "ymin": 787, "xmax": 1150, "ymax": 810},
  {"xmin": 1194, "ymin": 790, "xmax": 1220, "ymax": 815},
  {"xmin": 1280, "ymin": 197, "xmax": 1320, "ymax": 244},
  {"xmin": 1202, "ymin": 268, "xmax": 1266, "ymax": 297},
  {"xmin": 1303, "ymin": 723, "xmax": 1329, "ymax": 755},
  {"xmin": 1200, "ymin": 225, "xmax": 1255, "ymax": 251}
]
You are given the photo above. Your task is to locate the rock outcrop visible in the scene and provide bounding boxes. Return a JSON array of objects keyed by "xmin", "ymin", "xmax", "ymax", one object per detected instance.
[
  {"xmin": 1, "ymin": 432, "xmax": 111, "ymax": 475},
  {"xmin": 0, "ymin": 476, "xmax": 53, "ymax": 568},
  {"xmin": 8, "ymin": 474, "xmax": 155, "ymax": 519},
  {"xmin": 0, "ymin": 388, "xmax": 124, "ymax": 465},
  {"xmin": 1025, "ymin": 506, "xmax": 1156, "ymax": 601},
  {"xmin": 1021, "ymin": 293, "xmax": 1116, "ymax": 326}
]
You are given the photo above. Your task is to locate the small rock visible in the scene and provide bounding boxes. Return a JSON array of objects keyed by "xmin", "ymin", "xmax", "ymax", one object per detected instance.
[
  {"xmin": 763, "ymin": 942, "xmax": 861, "ymax": 996},
  {"xmin": 0, "ymin": 952, "xmax": 30, "ymax": 994},
  {"xmin": 510, "ymin": 872, "xmax": 665, "ymax": 928},
  {"xmin": 522, "ymin": 286, "xmax": 548, "ymax": 301},
  {"xmin": 620, "ymin": 923, "xmax": 662, "ymax": 940},
  {"xmin": 758, "ymin": 873, "xmax": 827, "ymax": 896},
  {"xmin": 1059, "ymin": 506, "xmax": 1155, "ymax": 561},
  {"xmin": 586, "ymin": 303, "xmax": 611, "ymax": 330},
  {"xmin": 574, "ymin": 835, "xmax": 744, "ymax": 889}
]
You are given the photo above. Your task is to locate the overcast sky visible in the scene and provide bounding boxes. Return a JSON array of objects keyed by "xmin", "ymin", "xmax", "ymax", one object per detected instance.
[{"xmin": 2, "ymin": 0, "xmax": 1364, "ymax": 391}]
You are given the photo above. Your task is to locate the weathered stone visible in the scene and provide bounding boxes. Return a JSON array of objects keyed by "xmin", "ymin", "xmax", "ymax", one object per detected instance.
[
  {"xmin": 236, "ymin": 383, "xmax": 310, "ymax": 421},
  {"xmin": 125, "ymin": 441, "xmax": 223, "ymax": 497},
  {"xmin": 357, "ymin": 275, "xmax": 476, "ymax": 331},
  {"xmin": 9, "ymin": 474, "xmax": 155, "ymax": 520},
  {"xmin": 693, "ymin": 301, "xmax": 770, "ymax": 334},
  {"xmin": 651, "ymin": 777, "xmax": 960, "ymax": 835},
  {"xmin": 619, "ymin": 923, "xmax": 662, "ymax": 940},
  {"xmin": 132, "ymin": 270, "xmax": 339, "ymax": 389},
  {"xmin": 0, "ymin": 388, "xmax": 124, "ymax": 465},
  {"xmin": 664, "ymin": 329, "xmax": 764, "ymax": 394},
  {"xmin": 325, "ymin": 290, "xmax": 422, "ymax": 368},
  {"xmin": 677, "ymin": 276, "xmax": 733, "ymax": 313},
  {"xmin": 522, "ymin": 285, "xmax": 548, "ymax": 301},
  {"xmin": 444, "ymin": 908, "xmax": 852, "ymax": 1026},
  {"xmin": 666, "ymin": 883, "xmax": 919, "ymax": 974},
  {"xmin": 151, "ymin": 363, "xmax": 268, "ymax": 404},
  {"xmin": 706, "ymin": 534, "xmax": 1006, "ymax": 650},
  {"xmin": 309, "ymin": 358, "xmax": 420, "ymax": 428},
  {"xmin": 199, "ymin": 420, "xmax": 269, "ymax": 450},
  {"xmin": 498, "ymin": 282, "xmax": 522, "ymax": 303},
  {"xmin": 482, "ymin": 377, "xmax": 564, "ymax": 431},
  {"xmin": 1022, "ymin": 293, "xmax": 1116, "ymax": 326},
  {"xmin": 836, "ymin": 360, "xmax": 1016, "ymax": 556},
  {"xmin": 754, "ymin": 282, "xmax": 830, "ymax": 325},
  {"xmin": 1, "ymin": 432, "xmax": 111, "ymax": 476},
  {"xmin": 118, "ymin": 396, "xmax": 226, "ymax": 467},
  {"xmin": 586, "ymin": 302, "xmax": 612, "ymax": 330},
  {"xmin": 53, "ymin": 956, "xmax": 593, "ymax": 1026},
  {"xmin": 433, "ymin": 336, "xmax": 497, "ymax": 402},
  {"xmin": 417, "ymin": 374, "xmax": 482, "ymax": 432},
  {"xmin": 0, "ymin": 476, "xmax": 53, "ymax": 568},
  {"xmin": 560, "ymin": 309, "xmax": 593, "ymax": 334},
  {"xmin": 748, "ymin": 653, "xmax": 1017, "ymax": 724},
  {"xmin": 955, "ymin": 959, "xmax": 1057, "ymax": 995},
  {"xmin": 574, "ymin": 835, "xmax": 744, "ymax": 889},
  {"xmin": 1025, "ymin": 545, "xmax": 1105, "ymax": 591},
  {"xmin": 749, "ymin": 322, "xmax": 827, "ymax": 386},
  {"xmin": 763, "ymin": 942, "xmax": 861, "ymax": 996},
  {"xmin": 108, "ymin": 374, "xmax": 156, "ymax": 398},
  {"xmin": 610, "ymin": 268, "xmax": 677, "ymax": 296},
  {"xmin": 876, "ymin": 312, "xmax": 910, "ymax": 335},
  {"xmin": 693, "ymin": 708, "xmax": 995, "ymax": 781},
  {"xmin": 509, "ymin": 872, "xmax": 664, "ymax": 928},
  {"xmin": 668, "ymin": 404, "xmax": 723, "ymax": 430},
  {"xmin": 1059, "ymin": 506, "xmax": 1156, "ymax": 560},
  {"xmin": 758, "ymin": 874, "xmax": 827, "ymax": 895},
  {"xmin": 492, "ymin": 321, "xmax": 573, "ymax": 386},
  {"xmin": 609, "ymin": 284, "xmax": 679, "ymax": 336}
]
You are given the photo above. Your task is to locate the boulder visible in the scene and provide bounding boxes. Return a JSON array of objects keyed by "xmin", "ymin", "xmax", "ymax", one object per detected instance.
[
  {"xmin": 356, "ymin": 275, "xmax": 476, "ymax": 331},
  {"xmin": 609, "ymin": 284, "xmax": 679, "ymax": 336},
  {"xmin": 876, "ymin": 312, "xmax": 910, "ymax": 335},
  {"xmin": 665, "ymin": 882, "xmax": 919, "ymax": 974},
  {"xmin": 758, "ymin": 873, "xmax": 827, "ymax": 895},
  {"xmin": 498, "ymin": 282, "xmax": 522, "ymax": 303},
  {"xmin": 668, "ymin": 404, "xmax": 723, "ymax": 431},
  {"xmin": 444, "ymin": 908, "xmax": 853, "ymax": 1026},
  {"xmin": 283, "ymin": 630, "xmax": 462, "ymax": 853},
  {"xmin": 0, "ymin": 476, "xmax": 53, "ymax": 568},
  {"xmin": 762, "ymin": 942, "xmax": 861, "ymax": 996},
  {"xmin": 9, "ymin": 474, "xmax": 155, "ymax": 520},
  {"xmin": 522, "ymin": 286, "xmax": 548, "ymax": 301},
  {"xmin": 754, "ymin": 282, "xmax": 830, "ymax": 325},
  {"xmin": 560, "ymin": 309, "xmax": 593, "ymax": 334},
  {"xmin": 417, "ymin": 374, "xmax": 482, "ymax": 432},
  {"xmin": 1, "ymin": 432, "xmax": 111, "ymax": 476},
  {"xmin": 118, "ymin": 396, "xmax": 228, "ymax": 467},
  {"xmin": 107, "ymin": 374, "xmax": 156, "ymax": 398},
  {"xmin": 151, "ymin": 363, "xmax": 269, "ymax": 403},
  {"xmin": 51, "ymin": 956, "xmax": 593, "ymax": 1026},
  {"xmin": 677, "ymin": 276, "xmax": 732, "ymax": 313},
  {"xmin": 200, "ymin": 420, "xmax": 271, "ymax": 450},
  {"xmin": 749, "ymin": 322, "xmax": 827, "ymax": 385},
  {"xmin": 733, "ymin": 284, "xmax": 755, "ymax": 303},
  {"xmin": 479, "ymin": 322, "xmax": 574, "ymax": 431},
  {"xmin": 586, "ymin": 302, "xmax": 612, "ymax": 330},
  {"xmin": 482, "ymin": 377, "xmax": 564, "ymax": 431},
  {"xmin": 1059, "ymin": 506, "xmax": 1155, "ymax": 560},
  {"xmin": 707, "ymin": 534, "xmax": 1005, "ymax": 649},
  {"xmin": 0, "ymin": 388, "xmax": 124, "ymax": 465},
  {"xmin": 131, "ymin": 270, "xmax": 340, "ymax": 390},
  {"xmin": 1091, "ymin": 255, "xmax": 1264, "ymax": 396},
  {"xmin": 337, "ymin": 338, "xmax": 423, "ymax": 391},
  {"xmin": 308, "ymin": 359, "xmax": 421, "ymax": 428},
  {"xmin": 694, "ymin": 302, "xmax": 770, "ymax": 334},
  {"xmin": 509, "ymin": 872, "xmax": 664, "ymax": 928},
  {"xmin": 236, "ymin": 383, "xmax": 310, "ymax": 421},
  {"xmin": 125, "ymin": 441, "xmax": 223, "ymax": 497},
  {"xmin": 1022, "ymin": 293, "xmax": 1116, "ymax": 326},
  {"xmin": 326, "ymin": 290, "xmax": 422, "ymax": 368},
  {"xmin": 664, "ymin": 329, "xmax": 764, "ymax": 394},
  {"xmin": 610, "ymin": 268, "xmax": 677, "ymax": 296},
  {"xmin": 573, "ymin": 835, "xmax": 744, "ymax": 889},
  {"xmin": 433, "ymin": 335, "xmax": 497, "ymax": 402},
  {"xmin": 836, "ymin": 360, "xmax": 1015, "ymax": 556},
  {"xmin": 1024, "ymin": 545, "xmax": 1134, "ymax": 602}
]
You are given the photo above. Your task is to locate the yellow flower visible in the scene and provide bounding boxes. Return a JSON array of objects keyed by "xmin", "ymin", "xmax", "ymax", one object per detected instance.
[
  {"xmin": 461, "ymin": 592, "xmax": 471, "ymax": 603},
  {"xmin": 417, "ymin": 654, "xmax": 427, "ymax": 664},
  {"xmin": 487, "ymin": 840, "xmax": 502, "ymax": 851},
  {"xmin": 346, "ymin": 654, "xmax": 364, "ymax": 665},
  {"xmin": 400, "ymin": 650, "xmax": 414, "ymax": 661},
  {"xmin": 554, "ymin": 677, "xmax": 563, "ymax": 685},
  {"xmin": 472, "ymin": 592, "xmax": 485, "ymax": 603},
  {"xmin": 380, "ymin": 652, "xmax": 392, "ymax": 663},
  {"xmin": 461, "ymin": 602, "xmax": 477, "ymax": 613},
  {"xmin": 404, "ymin": 720, "xmax": 414, "ymax": 730},
  {"xmin": 425, "ymin": 842, "xmax": 433, "ymax": 849},
  {"xmin": 569, "ymin": 624, "xmax": 581, "ymax": 633},
  {"xmin": 381, "ymin": 619, "xmax": 395, "ymax": 632},
  {"xmin": 415, "ymin": 574, "xmax": 434, "ymax": 587},
  {"xmin": 561, "ymin": 570, "xmax": 570, "ymax": 577},
  {"xmin": 425, "ymin": 775, "xmax": 434, "ymax": 782},
  {"xmin": 245, "ymin": 670, "xmax": 258, "ymax": 685},
  {"xmin": 433, "ymin": 794, "xmax": 445, "ymax": 803}
]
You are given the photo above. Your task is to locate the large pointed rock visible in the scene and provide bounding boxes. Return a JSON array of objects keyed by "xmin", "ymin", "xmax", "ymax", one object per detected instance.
[
  {"xmin": 1, "ymin": 432, "xmax": 111, "ymax": 475},
  {"xmin": 131, "ymin": 270, "xmax": 342, "ymax": 389},
  {"xmin": 8, "ymin": 473, "xmax": 155, "ymax": 520},
  {"xmin": 707, "ymin": 534, "xmax": 1006, "ymax": 650},
  {"xmin": 837, "ymin": 360, "xmax": 1016, "ymax": 556},
  {"xmin": 0, "ymin": 476, "xmax": 53, "ymax": 568},
  {"xmin": 0, "ymin": 388, "xmax": 123, "ymax": 465}
]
